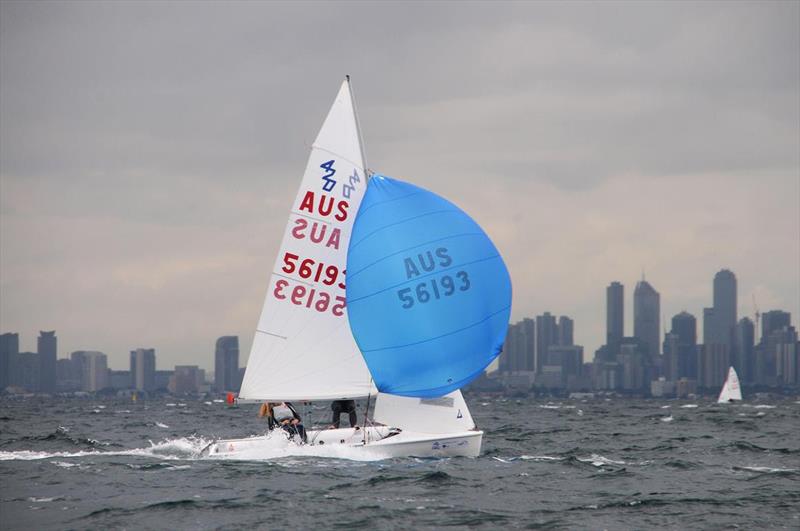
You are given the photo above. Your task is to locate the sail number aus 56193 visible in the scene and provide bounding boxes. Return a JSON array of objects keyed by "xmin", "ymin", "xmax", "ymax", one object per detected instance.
[
  {"xmin": 397, "ymin": 272, "xmax": 470, "ymax": 309},
  {"xmin": 282, "ymin": 252, "xmax": 345, "ymax": 288},
  {"xmin": 273, "ymin": 279, "xmax": 346, "ymax": 316}
]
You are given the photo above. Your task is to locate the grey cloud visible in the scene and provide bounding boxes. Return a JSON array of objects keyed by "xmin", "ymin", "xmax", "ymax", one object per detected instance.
[{"xmin": 1, "ymin": 1, "xmax": 798, "ymax": 367}]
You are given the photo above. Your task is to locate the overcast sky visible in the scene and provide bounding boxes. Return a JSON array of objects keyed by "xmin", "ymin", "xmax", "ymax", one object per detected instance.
[{"xmin": 1, "ymin": 1, "xmax": 798, "ymax": 372}]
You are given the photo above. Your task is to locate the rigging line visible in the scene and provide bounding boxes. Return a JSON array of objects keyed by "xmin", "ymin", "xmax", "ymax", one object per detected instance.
[{"xmin": 362, "ymin": 380, "xmax": 373, "ymax": 445}]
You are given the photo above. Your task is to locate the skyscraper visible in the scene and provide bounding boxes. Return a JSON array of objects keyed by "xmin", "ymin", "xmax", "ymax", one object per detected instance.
[
  {"xmin": 633, "ymin": 279, "xmax": 660, "ymax": 358},
  {"xmin": 536, "ymin": 313, "xmax": 558, "ymax": 371},
  {"xmin": 0, "ymin": 333, "xmax": 19, "ymax": 390},
  {"xmin": 38, "ymin": 331, "xmax": 57, "ymax": 394},
  {"xmin": 606, "ymin": 282, "xmax": 624, "ymax": 358},
  {"xmin": 734, "ymin": 317, "xmax": 755, "ymax": 383},
  {"xmin": 71, "ymin": 351, "xmax": 109, "ymax": 392},
  {"xmin": 760, "ymin": 310, "xmax": 791, "ymax": 344},
  {"xmin": 663, "ymin": 312, "xmax": 697, "ymax": 380},
  {"xmin": 705, "ymin": 269, "xmax": 737, "ymax": 349},
  {"xmin": 215, "ymin": 336, "xmax": 240, "ymax": 392},
  {"xmin": 130, "ymin": 348, "xmax": 156, "ymax": 391},
  {"xmin": 558, "ymin": 316, "xmax": 574, "ymax": 346}
]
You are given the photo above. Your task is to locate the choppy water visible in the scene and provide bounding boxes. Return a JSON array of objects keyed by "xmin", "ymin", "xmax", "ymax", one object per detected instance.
[{"xmin": 1, "ymin": 395, "xmax": 799, "ymax": 529}]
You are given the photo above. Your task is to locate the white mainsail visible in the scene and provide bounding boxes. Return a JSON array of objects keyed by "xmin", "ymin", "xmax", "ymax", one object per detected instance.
[
  {"xmin": 717, "ymin": 366, "xmax": 742, "ymax": 403},
  {"xmin": 239, "ymin": 79, "xmax": 376, "ymax": 401}
]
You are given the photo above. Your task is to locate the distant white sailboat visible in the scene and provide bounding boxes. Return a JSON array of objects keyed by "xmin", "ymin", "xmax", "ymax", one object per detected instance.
[
  {"xmin": 204, "ymin": 77, "xmax": 511, "ymax": 459},
  {"xmin": 717, "ymin": 366, "xmax": 742, "ymax": 403}
]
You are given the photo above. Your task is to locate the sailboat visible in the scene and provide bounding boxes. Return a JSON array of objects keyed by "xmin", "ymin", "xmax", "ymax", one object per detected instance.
[
  {"xmin": 717, "ymin": 366, "xmax": 742, "ymax": 403},
  {"xmin": 205, "ymin": 78, "xmax": 511, "ymax": 459}
]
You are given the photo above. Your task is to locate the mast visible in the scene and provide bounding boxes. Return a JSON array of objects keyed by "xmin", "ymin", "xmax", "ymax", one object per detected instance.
[{"xmin": 346, "ymin": 75, "xmax": 370, "ymax": 178}]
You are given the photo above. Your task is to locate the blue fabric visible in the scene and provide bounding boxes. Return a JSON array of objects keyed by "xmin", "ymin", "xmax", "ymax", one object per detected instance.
[{"xmin": 346, "ymin": 175, "xmax": 512, "ymax": 397}]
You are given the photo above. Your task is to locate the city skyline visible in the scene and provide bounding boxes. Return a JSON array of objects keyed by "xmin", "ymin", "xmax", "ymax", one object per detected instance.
[
  {"xmin": 1, "ymin": 267, "xmax": 793, "ymax": 374},
  {"xmin": 1, "ymin": 2, "xmax": 798, "ymax": 370}
]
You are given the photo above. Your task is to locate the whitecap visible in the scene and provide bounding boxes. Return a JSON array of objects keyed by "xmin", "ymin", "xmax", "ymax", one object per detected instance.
[
  {"xmin": 753, "ymin": 405, "xmax": 776, "ymax": 409},
  {"xmin": 578, "ymin": 454, "xmax": 625, "ymax": 467},
  {"xmin": 680, "ymin": 404, "xmax": 698, "ymax": 408},
  {"xmin": 519, "ymin": 455, "xmax": 562, "ymax": 461},
  {"xmin": 739, "ymin": 465, "xmax": 798, "ymax": 473},
  {"xmin": 51, "ymin": 461, "xmax": 80, "ymax": 468},
  {"xmin": 539, "ymin": 404, "xmax": 560, "ymax": 410},
  {"xmin": 155, "ymin": 422, "xmax": 169, "ymax": 429},
  {"xmin": 28, "ymin": 497, "xmax": 60, "ymax": 503},
  {"xmin": 661, "ymin": 416, "xmax": 674, "ymax": 422},
  {"xmin": 660, "ymin": 405, "xmax": 671, "ymax": 409},
  {"xmin": 577, "ymin": 409, "xmax": 584, "ymax": 416},
  {"xmin": 166, "ymin": 403, "xmax": 177, "ymax": 407},
  {"xmin": 204, "ymin": 401, "xmax": 213, "ymax": 405}
]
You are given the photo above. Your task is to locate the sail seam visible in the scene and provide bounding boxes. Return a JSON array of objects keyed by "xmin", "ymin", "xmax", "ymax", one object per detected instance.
[
  {"xmin": 347, "ymin": 253, "xmax": 503, "ymax": 304},
  {"xmin": 255, "ymin": 329, "xmax": 288, "ymax": 340},
  {"xmin": 311, "ymin": 145, "xmax": 364, "ymax": 171},
  {"xmin": 355, "ymin": 189, "xmax": 426, "ymax": 218},
  {"xmin": 346, "ymin": 232, "xmax": 486, "ymax": 281},
  {"xmin": 349, "ymin": 209, "xmax": 460, "ymax": 251},
  {"xmin": 359, "ymin": 304, "xmax": 511, "ymax": 353}
]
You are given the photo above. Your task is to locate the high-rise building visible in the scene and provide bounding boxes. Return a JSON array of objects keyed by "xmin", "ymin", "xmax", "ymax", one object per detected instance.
[
  {"xmin": 619, "ymin": 337, "xmax": 648, "ymax": 391},
  {"xmin": 56, "ymin": 358, "xmax": 81, "ymax": 392},
  {"xmin": 14, "ymin": 352, "xmax": 41, "ymax": 391},
  {"xmin": 130, "ymin": 348, "xmax": 156, "ymax": 391},
  {"xmin": 558, "ymin": 316, "xmax": 574, "ymax": 346},
  {"xmin": 773, "ymin": 326, "xmax": 798, "ymax": 386},
  {"xmin": 38, "ymin": 331, "xmax": 57, "ymax": 394},
  {"xmin": 536, "ymin": 313, "xmax": 558, "ymax": 371},
  {"xmin": 501, "ymin": 318, "xmax": 536, "ymax": 372},
  {"xmin": 703, "ymin": 307, "xmax": 717, "ymax": 345},
  {"xmin": 634, "ymin": 279, "xmax": 660, "ymax": 358},
  {"xmin": 215, "ymin": 336, "xmax": 240, "ymax": 392},
  {"xmin": 71, "ymin": 351, "xmax": 109, "ymax": 392},
  {"xmin": 0, "ymin": 332, "xmax": 19, "ymax": 389},
  {"xmin": 669, "ymin": 311, "xmax": 697, "ymax": 379},
  {"xmin": 697, "ymin": 343, "xmax": 730, "ymax": 389},
  {"xmin": 170, "ymin": 365, "xmax": 206, "ymax": 394},
  {"xmin": 734, "ymin": 317, "xmax": 755, "ymax": 383},
  {"xmin": 662, "ymin": 333, "xmax": 680, "ymax": 381},
  {"xmin": 760, "ymin": 310, "xmax": 791, "ymax": 345},
  {"xmin": 703, "ymin": 269, "xmax": 737, "ymax": 350},
  {"xmin": 606, "ymin": 282, "xmax": 624, "ymax": 358}
]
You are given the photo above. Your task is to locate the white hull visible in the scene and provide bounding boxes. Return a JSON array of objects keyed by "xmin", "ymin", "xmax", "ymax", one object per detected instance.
[{"xmin": 204, "ymin": 426, "xmax": 483, "ymax": 460}]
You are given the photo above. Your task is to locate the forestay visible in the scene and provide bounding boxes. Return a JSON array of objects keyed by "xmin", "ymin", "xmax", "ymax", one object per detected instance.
[
  {"xmin": 346, "ymin": 175, "xmax": 512, "ymax": 397},
  {"xmin": 240, "ymin": 80, "xmax": 376, "ymax": 401}
]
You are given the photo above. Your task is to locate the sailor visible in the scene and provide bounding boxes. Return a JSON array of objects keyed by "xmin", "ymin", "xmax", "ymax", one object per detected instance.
[
  {"xmin": 260, "ymin": 402, "xmax": 307, "ymax": 443},
  {"xmin": 329, "ymin": 399, "xmax": 358, "ymax": 429}
]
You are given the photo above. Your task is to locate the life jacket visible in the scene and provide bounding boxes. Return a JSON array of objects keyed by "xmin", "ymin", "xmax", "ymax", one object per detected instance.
[{"xmin": 272, "ymin": 404, "xmax": 295, "ymax": 422}]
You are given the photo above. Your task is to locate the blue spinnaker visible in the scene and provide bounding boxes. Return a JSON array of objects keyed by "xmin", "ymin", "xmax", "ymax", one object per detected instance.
[{"xmin": 346, "ymin": 175, "xmax": 512, "ymax": 397}]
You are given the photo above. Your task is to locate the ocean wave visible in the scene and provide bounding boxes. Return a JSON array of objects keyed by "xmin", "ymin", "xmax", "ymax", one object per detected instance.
[
  {"xmin": 577, "ymin": 454, "xmax": 626, "ymax": 467},
  {"xmin": 0, "ymin": 436, "xmax": 212, "ymax": 462},
  {"xmin": 733, "ymin": 465, "xmax": 799, "ymax": 474}
]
